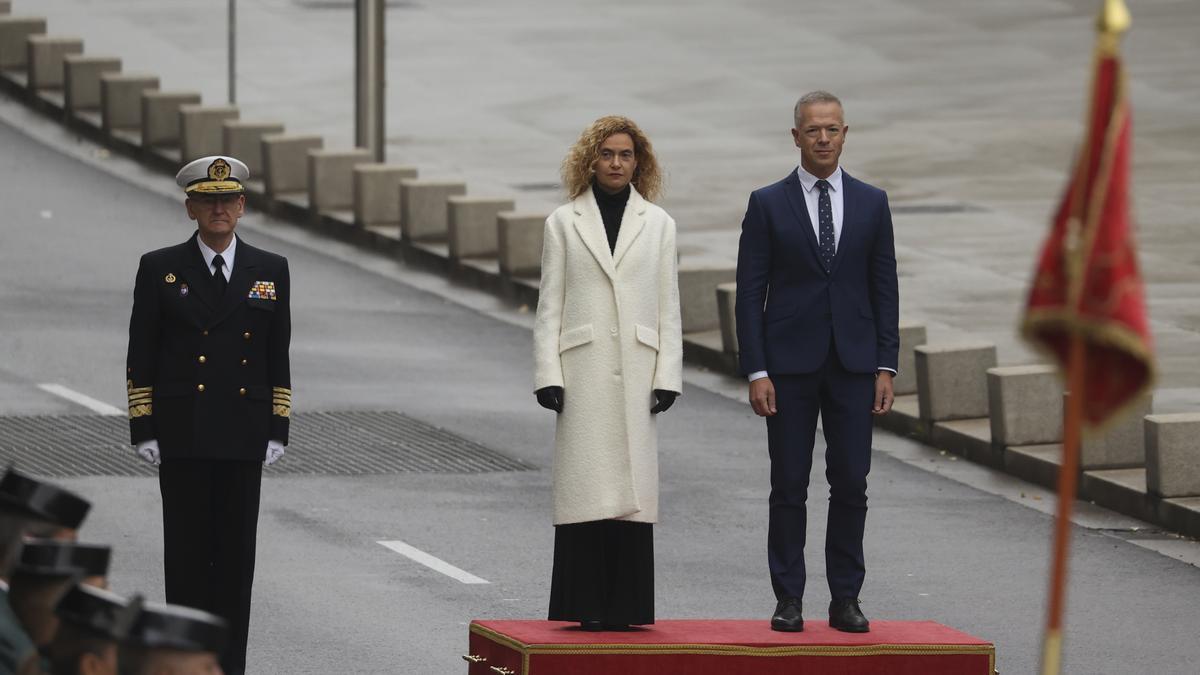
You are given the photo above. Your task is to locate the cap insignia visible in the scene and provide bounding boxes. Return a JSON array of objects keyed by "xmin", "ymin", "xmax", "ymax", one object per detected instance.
[{"xmin": 207, "ymin": 158, "xmax": 231, "ymax": 182}]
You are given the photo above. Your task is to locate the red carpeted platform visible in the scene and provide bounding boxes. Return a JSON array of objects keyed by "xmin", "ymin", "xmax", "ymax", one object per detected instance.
[{"xmin": 465, "ymin": 619, "xmax": 995, "ymax": 674}]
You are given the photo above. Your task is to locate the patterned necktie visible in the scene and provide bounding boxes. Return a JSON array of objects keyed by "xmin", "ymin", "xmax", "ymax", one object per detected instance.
[
  {"xmin": 212, "ymin": 254, "xmax": 228, "ymax": 296},
  {"xmin": 815, "ymin": 179, "xmax": 835, "ymax": 273}
]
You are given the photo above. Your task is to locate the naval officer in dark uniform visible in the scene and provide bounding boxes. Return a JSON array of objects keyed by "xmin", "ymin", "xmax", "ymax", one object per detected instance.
[{"xmin": 125, "ymin": 155, "xmax": 291, "ymax": 675}]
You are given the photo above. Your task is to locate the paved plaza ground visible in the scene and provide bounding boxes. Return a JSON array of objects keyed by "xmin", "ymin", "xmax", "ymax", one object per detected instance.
[{"xmin": 19, "ymin": 0, "xmax": 1200, "ymax": 411}]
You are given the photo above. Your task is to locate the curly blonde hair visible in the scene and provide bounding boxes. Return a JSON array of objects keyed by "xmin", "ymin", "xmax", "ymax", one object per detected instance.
[{"xmin": 561, "ymin": 115, "xmax": 663, "ymax": 202}]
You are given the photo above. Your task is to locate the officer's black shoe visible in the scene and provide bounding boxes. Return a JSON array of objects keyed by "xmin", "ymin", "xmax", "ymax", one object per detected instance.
[
  {"xmin": 603, "ymin": 623, "xmax": 631, "ymax": 631},
  {"xmin": 828, "ymin": 598, "xmax": 870, "ymax": 633},
  {"xmin": 770, "ymin": 597, "xmax": 804, "ymax": 632},
  {"xmin": 579, "ymin": 620, "xmax": 604, "ymax": 631}
]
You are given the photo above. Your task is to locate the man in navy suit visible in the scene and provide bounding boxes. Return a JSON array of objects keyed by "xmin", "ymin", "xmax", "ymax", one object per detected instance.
[{"xmin": 735, "ymin": 91, "xmax": 899, "ymax": 633}]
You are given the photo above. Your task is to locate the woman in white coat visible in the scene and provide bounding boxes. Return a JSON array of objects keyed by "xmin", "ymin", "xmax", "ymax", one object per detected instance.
[{"xmin": 533, "ymin": 116, "xmax": 683, "ymax": 631}]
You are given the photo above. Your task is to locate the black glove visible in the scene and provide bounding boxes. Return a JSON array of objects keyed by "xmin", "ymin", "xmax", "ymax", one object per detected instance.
[
  {"xmin": 651, "ymin": 389, "xmax": 677, "ymax": 414},
  {"xmin": 535, "ymin": 386, "xmax": 564, "ymax": 413}
]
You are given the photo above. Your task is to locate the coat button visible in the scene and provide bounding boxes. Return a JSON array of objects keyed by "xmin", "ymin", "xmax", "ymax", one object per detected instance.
[
  {"xmin": 202, "ymin": 330, "xmax": 209, "ymax": 336},
  {"xmin": 241, "ymin": 359, "xmax": 248, "ymax": 366},
  {"xmin": 197, "ymin": 384, "xmax": 205, "ymax": 392},
  {"xmin": 239, "ymin": 388, "xmax": 247, "ymax": 396},
  {"xmin": 198, "ymin": 355, "xmax": 207, "ymax": 364},
  {"xmin": 243, "ymin": 332, "xmax": 251, "ymax": 340},
  {"xmin": 610, "ymin": 327, "xmax": 618, "ymax": 336}
]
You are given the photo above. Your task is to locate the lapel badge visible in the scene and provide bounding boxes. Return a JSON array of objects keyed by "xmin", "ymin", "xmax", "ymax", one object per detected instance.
[
  {"xmin": 180, "ymin": 283, "xmax": 189, "ymax": 297},
  {"xmin": 164, "ymin": 273, "xmax": 176, "ymax": 284}
]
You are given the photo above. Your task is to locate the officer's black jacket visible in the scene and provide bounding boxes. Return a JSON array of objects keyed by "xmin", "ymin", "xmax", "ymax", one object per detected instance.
[{"xmin": 126, "ymin": 232, "xmax": 291, "ymax": 460}]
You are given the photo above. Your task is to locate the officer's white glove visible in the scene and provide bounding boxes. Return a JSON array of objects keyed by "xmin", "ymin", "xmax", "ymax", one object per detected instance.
[
  {"xmin": 135, "ymin": 439, "xmax": 161, "ymax": 466},
  {"xmin": 265, "ymin": 439, "xmax": 286, "ymax": 466}
]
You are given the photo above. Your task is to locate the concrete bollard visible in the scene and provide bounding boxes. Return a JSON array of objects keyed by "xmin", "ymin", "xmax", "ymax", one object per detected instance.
[
  {"xmin": 448, "ymin": 197, "xmax": 515, "ymax": 260},
  {"xmin": 914, "ymin": 343, "xmax": 997, "ymax": 422},
  {"xmin": 678, "ymin": 267, "xmax": 737, "ymax": 334},
  {"xmin": 100, "ymin": 74, "xmax": 159, "ymax": 132},
  {"xmin": 307, "ymin": 148, "xmax": 373, "ymax": 214},
  {"xmin": 399, "ymin": 179, "xmax": 465, "ymax": 242},
  {"xmin": 180, "ymin": 105, "xmax": 238, "ymax": 162},
  {"xmin": 0, "ymin": 16, "xmax": 46, "ymax": 70},
  {"xmin": 261, "ymin": 134, "xmax": 323, "ymax": 198},
  {"xmin": 987, "ymin": 364, "xmax": 1063, "ymax": 447},
  {"xmin": 716, "ymin": 282, "xmax": 738, "ymax": 354},
  {"xmin": 497, "ymin": 212, "xmax": 546, "ymax": 277},
  {"xmin": 63, "ymin": 55, "xmax": 119, "ymax": 113},
  {"xmin": 353, "ymin": 164, "xmax": 417, "ymax": 227},
  {"xmin": 1145, "ymin": 413, "xmax": 1200, "ymax": 497},
  {"xmin": 1078, "ymin": 392, "xmax": 1152, "ymax": 470},
  {"xmin": 894, "ymin": 322, "xmax": 927, "ymax": 396},
  {"xmin": 223, "ymin": 121, "xmax": 284, "ymax": 177},
  {"xmin": 26, "ymin": 35, "xmax": 82, "ymax": 90},
  {"xmin": 141, "ymin": 91, "xmax": 201, "ymax": 147}
]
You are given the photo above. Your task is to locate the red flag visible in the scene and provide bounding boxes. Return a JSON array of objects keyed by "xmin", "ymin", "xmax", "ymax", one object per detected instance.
[{"xmin": 1022, "ymin": 10, "xmax": 1154, "ymax": 428}]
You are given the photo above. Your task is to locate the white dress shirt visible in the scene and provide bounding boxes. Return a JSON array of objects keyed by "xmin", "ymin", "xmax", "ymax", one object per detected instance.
[
  {"xmin": 196, "ymin": 235, "xmax": 237, "ymax": 281},
  {"xmin": 748, "ymin": 165, "xmax": 895, "ymax": 382}
]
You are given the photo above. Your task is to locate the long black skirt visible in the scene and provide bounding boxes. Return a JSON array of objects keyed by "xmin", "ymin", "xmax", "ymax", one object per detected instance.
[{"xmin": 547, "ymin": 519, "xmax": 654, "ymax": 626}]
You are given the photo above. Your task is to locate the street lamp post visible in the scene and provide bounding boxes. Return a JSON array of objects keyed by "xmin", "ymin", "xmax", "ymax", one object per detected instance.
[
  {"xmin": 355, "ymin": 0, "xmax": 385, "ymax": 162},
  {"xmin": 228, "ymin": 0, "xmax": 236, "ymax": 104}
]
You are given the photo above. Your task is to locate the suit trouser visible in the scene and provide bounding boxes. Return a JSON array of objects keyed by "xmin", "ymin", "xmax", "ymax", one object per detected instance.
[
  {"xmin": 766, "ymin": 346, "xmax": 874, "ymax": 602},
  {"xmin": 160, "ymin": 459, "xmax": 262, "ymax": 675}
]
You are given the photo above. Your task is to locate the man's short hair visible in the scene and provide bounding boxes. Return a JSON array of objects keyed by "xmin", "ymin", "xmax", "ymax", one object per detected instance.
[
  {"xmin": 794, "ymin": 90, "xmax": 843, "ymax": 127},
  {"xmin": 47, "ymin": 623, "xmax": 113, "ymax": 675}
]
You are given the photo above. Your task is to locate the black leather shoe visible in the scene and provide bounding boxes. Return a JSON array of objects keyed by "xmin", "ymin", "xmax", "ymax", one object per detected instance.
[
  {"xmin": 770, "ymin": 597, "xmax": 804, "ymax": 632},
  {"xmin": 579, "ymin": 620, "xmax": 604, "ymax": 631},
  {"xmin": 828, "ymin": 598, "xmax": 870, "ymax": 633}
]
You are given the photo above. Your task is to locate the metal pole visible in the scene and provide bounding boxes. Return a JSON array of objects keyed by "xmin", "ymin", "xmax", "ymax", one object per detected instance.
[
  {"xmin": 228, "ymin": 0, "xmax": 236, "ymax": 104},
  {"xmin": 356, "ymin": 0, "xmax": 385, "ymax": 161}
]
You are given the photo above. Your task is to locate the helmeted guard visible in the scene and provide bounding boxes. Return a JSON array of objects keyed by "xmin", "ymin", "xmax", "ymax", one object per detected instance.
[
  {"xmin": 9, "ymin": 540, "xmax": 112, "ymax": 653},
  {"xmin": 125, "ymin": 155, "xmax": 291, "ymax": 675},
  {"xmin": 47, "ymin": 584, "xmax": 139, "ymax": 675},
  {"xmin": 119, "ymin": 601, "xmax": 227, "ymax": 675},
  {"xmin": 0, "ymin": 468, "xmax": 91, "ymax": 540}
]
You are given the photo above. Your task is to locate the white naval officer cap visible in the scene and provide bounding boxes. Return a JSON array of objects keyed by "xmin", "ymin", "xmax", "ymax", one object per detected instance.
[{"xmin": 175, "ymin": 155, "xmax": 249, "ymax": 195}]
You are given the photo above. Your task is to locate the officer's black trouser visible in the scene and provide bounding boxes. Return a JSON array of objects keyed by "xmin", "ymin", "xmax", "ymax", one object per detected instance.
[{"xmin": 160, "ymin": 459, "xmax": 262, "ymax": 675}]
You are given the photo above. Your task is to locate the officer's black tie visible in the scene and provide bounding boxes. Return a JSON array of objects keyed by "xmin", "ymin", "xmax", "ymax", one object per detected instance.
[
  {"xmin": 212, "ymin": 254, "xmax": 228, "ymax": 296},
  {"xmin": 816, "ymin": 179, "xmax": 835, "ymax": 273}
]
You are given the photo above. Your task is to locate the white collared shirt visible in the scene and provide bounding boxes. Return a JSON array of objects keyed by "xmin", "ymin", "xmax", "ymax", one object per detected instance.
[
  {"xmin": 196, "ymin": 235, "xmax": 237, "ymax": 281},
  {"xmin": 796, "ymin": 164, "xmax": 844, "ymax": 250}
]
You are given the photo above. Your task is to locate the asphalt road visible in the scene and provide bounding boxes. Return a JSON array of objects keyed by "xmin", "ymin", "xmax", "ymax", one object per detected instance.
[{"xmin": 1, "ymin": 106, "xmax": 1198, "ymax": 674}]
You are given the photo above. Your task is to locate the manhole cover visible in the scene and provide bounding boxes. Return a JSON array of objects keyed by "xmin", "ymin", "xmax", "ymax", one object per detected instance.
[{"xmin": 0, "ymin": 411, "xmax": 533, "ymax": 477}]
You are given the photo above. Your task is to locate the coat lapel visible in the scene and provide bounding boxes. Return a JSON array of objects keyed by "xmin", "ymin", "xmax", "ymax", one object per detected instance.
[
  {"xmin": 207, "ymin": 236, "xmax": 259, "ymax": 328},
  {"xmin": 831, "ymin": 171, "xmax": 856, "ymax": 275},
  {"xmin": 782, "ymin": 171, "xmax": 824, "ymax": 270},
  {"xmin": 611, "ymin": 187, "xmax": 647, "ymax": 270},
  {"xmin": 183, "ymin": 234, "xmax": 218, "ymax": 312},
  {"xmin": 572, "ymin": 191, "xmax": 617, "ymax": 281}
]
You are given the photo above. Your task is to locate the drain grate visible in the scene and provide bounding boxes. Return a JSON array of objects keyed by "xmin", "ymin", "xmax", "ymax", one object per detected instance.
[{"xmin": 0, "ymin": 411, "xmax": 533, "ymax": 477}]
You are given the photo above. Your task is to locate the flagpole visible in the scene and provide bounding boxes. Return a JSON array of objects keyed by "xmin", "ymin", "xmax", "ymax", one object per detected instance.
[
  {"xmin": 1039, "ymin": 4, "xmax": 1131, "ymax": 672},
  {"xmin": 1040, "ymin": 332, "xmax": 1085, "ymax": 674}
]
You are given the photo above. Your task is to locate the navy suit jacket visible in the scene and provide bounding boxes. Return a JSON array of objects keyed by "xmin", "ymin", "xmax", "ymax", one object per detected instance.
[{"xmin": 735, "ymin": 170, "xmax": 899, "ymax": 376}]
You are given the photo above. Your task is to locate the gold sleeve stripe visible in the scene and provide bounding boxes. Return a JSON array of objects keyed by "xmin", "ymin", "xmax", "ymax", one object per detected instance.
[
  {"xmin": 272, "ymin": 387, "xmax": 292, "ymax": 394},
  {"xmin": 129, "ymin": 404, "xmax": 153, "ymax": 419},
  {"xmin": 272, "ymin": 396, "xmax": 292, "ymax": 403},
  {"xmin": 272, "ymin": 405, "xmax": 291, "ymax": 418},
  {"xmin": 128, "ymin": 396, "xmax": 153, "ymax": 405},
  {"xmin": 127, "ymin": 386, "xmax": 153, "ymax": 394}
]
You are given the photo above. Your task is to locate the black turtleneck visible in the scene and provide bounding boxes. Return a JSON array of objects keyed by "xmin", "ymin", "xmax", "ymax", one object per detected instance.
[{"xmin": 593, "ymin": 181, "xmax": 631, "ymax": 254}]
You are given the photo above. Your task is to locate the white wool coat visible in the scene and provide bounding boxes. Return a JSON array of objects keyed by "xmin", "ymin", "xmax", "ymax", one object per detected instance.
[{"xmin": 533, "ymin": 186, "xmax": 683, "ymax": 525}]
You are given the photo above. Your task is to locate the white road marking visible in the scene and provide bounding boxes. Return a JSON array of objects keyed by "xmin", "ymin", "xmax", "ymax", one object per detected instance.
[
  {"xmin": 38, "ymin": 384, "xmax": 124, "ymax": 416},
  {"xmin": 377, "ymin": 540, "xmax": 489, "ymax": 585}
]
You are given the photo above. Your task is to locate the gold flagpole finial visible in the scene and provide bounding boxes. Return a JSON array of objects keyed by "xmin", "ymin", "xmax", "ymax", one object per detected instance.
[{"xmin": 1098, "ymin": 0, "xmax": 1131, "ymax": 35}]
